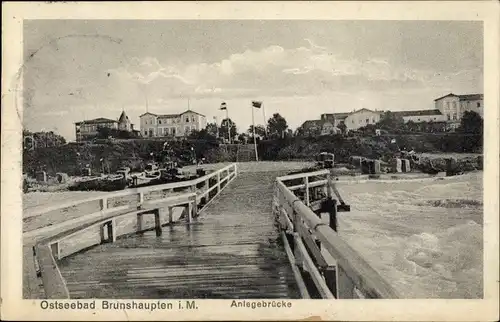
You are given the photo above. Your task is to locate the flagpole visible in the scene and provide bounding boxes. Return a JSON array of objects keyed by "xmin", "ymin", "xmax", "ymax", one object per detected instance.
[
  {"xmin": 252, "ymin": 104, "xmax": 258, "ymax": 161},
  {"xmin": 226, "ymin": 108, "xmax": 231, "ymax": 144},
  {"xmin": 262, "ymin": 102, "xmax": 268, "ymax": 138}
]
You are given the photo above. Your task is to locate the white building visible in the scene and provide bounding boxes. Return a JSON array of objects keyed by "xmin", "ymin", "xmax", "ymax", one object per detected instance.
[
  {"xmin": 434, "ymin": 93, "xmax": 484, "ymax": 121},
  {"xmin": 344, "ymin": 108, "xmax": 383, "ymax": 130},
  {"xmin": 140, "ymin": 110, "xmax": 207, "ymax": 138},
  {"xmin": 392, "ymin": 109, "xmax": 446, "ymax": 123}
]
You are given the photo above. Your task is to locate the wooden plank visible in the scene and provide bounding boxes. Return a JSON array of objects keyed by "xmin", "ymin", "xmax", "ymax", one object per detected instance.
[
  {"xmin": 276, "ymin": 169, "xmax": 329, "ymax": 182},
  {"xmin": 281, "ymin": 231, "xmax": 310, "ymax": 299},
  {"xmin": 294, "ymin": 235, "xmax": 335, "ymax": 299},
  {"xmin": 336, "ymin": 265, "xmax": 355, "ymax": 299},
  {"xmin": 35, "ymin": 244, "xmax": 70, "ymax": 299},
  {"xmin": 295, "ymin": 220, "xmax": 327, "ymax": 269},
  {"xmin": 23, "ymin": 246, "xmax": 40, "ymax": 299}
]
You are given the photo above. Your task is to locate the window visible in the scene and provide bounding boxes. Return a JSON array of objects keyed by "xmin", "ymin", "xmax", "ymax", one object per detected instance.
[
  {"xmin": 186, "ymin": 117, "xmax": 190, "ymax": 123},
  {"xmin": 417, "ymin": 118, "xmax": 421, "ymax": 121},
  {"xmin": 144, "ymin": 131, "xmax": 147, "ymax": 135},
  {"xmin": 452, "ymin": 113, "xmax": 457, "ymax": 120},
  {"xmin": 192, "ymin": 116, "xmax": 196, "ymax": 122},
  {"xmin": 477, "ymin": 102, "xmax": 481, "ymax": 107},
  {"xmin": 447, "ymin": 115, "xmax": 451, "ymax": 121},
  {"xmin": 365, "ymin": 118, "xmax": 369, "ymax": 123},
  {"xmin": 352, "ymin": 120, "xmax": 354, "ymax": 123},
  {"xmin": 159, "ymin": 120, "xmax": 162, "ymax": 124}
]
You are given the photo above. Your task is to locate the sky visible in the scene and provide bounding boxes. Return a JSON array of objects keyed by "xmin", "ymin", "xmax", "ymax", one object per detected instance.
[{"xmin": 23, "ymin": 20, "xmax": 483, "ymax": 140}]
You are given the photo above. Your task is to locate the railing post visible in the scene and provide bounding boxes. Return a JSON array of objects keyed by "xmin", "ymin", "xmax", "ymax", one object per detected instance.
[
  {"xmin": 137, "ymin": 192, "xmax": 144, "ymax": 209},
  {"xmin": 324, "ymin": 266, "xmax": 337, "ymax": 298},
  {"xmin": 168, "ymin": 206, "xmax": 173, "ymax": 224},
  {"xmin": 187, "ymin": 202, "xmax": 193, "ymax": 223},
  {"xmin": 99, "ymin": 198, "xmax": 108, "ymax": 211},
  {"xmin": 336, "ymin": 265, "xmax": 355, "ymax": 299},
  {"xmin": 216, "ymin": 171, "xmax": 221, "ymax": 193},
  {"xmin": 154, "ymin": 209, "xmax": 162, "ymax": 237},
  {"xmin": 329, "ymin": 199, "xmax": 338, "ymax": 232},
  {"xmin": 111, "ymin": 218, "xmax": 117, "ymax": 242},
  {"xmin": 304, "ymin": 176, "xmax": 310, "ymax": 206},
  {"xmin": 191, "ymin": 195, "xmax": 198, "ymax": 218},
  {"xmin": 137, "ymin": 213, "xmax": 143, "ymax": 232}
]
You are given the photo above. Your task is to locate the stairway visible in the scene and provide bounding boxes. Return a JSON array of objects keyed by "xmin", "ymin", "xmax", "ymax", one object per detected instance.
[{"xmin": 236, "ymin": 144, "xmax": 256, "ymax": 162}]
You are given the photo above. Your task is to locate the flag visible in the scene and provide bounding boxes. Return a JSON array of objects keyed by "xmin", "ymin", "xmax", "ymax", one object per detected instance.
[
  {"xmin": 220, "ymin": 102, "xmax": 227, "ymax": 110},
  {"xmin": 252, "ymin": 101, "xmax": 262, "ymax": 108}
]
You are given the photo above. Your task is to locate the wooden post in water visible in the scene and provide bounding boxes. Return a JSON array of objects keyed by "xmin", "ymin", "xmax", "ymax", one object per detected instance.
[
  {"xmin": 304, "ymin": 176, "xmax": 310, "ymax": 206},
  {"xmin": 99, "ymin": 198, "xmax": 108, "ymax": 210},
  {"xmin": 137, "ymin": 213, "xmax": 143, "ymax": 232},
  {"xmin": 191, "ymin": 195, "xmax": 198, "ymax": 218},
  {"xmin": 329, "ymin": 199, "xmax": 338, "ymax": 232},
  {"xmin": 111, "ymin": 218, "xmax": 117, "ymax": 242},
  {"xmin": 187, "ymin": 202, "xmax": 193, "ymax": 223},
  {"xmin": 168, "ymin": 206, "xmax": 173, "ymax": 224},
  {"xmin": 154, "ymin": 209, "xmax": 162, "ymax": 237},
  {"xmin": 137, "ymin": 192, "xmax": 144, "ymax": 209}
]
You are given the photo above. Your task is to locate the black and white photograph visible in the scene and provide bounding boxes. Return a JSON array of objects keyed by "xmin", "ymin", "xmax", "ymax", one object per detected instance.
[{"xmin": 2, "ymin": 1, "xmax": 499, "ymax": 321}]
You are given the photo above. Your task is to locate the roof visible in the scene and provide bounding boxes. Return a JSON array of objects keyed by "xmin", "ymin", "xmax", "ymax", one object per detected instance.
[
  {"xmin": 139, "ymin": 110, "xmax": 206, "ymax": 118},
  {"xmin": 458, "ymin": 94, "xmax": 483, "ymax": 101},
  {"xmin": 301, "ymin": 120, "xmax": 323, "ymax": 129},
  {"xmin": 118, "ymin": 111, "xmax": 129, "ymax": 123},
  {"xmin": 180, "ymin": 110, "xmax": 206, "ymax": 117},
  {"xmin": 75, "ymin": 118, "xmax": 118, "ymax": 125},
  {"xmin": 392, "ymin": 109, "xmax": 443, "ymax": 117},
  {"xmin": 434, "ymin": 93, "xmax": 483, "ymax": 101}
]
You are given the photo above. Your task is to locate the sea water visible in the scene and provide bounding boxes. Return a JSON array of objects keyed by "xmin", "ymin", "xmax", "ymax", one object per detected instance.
[{"xmin": 336, "ymin": 172, "xmax": 483, "ymax": 298}]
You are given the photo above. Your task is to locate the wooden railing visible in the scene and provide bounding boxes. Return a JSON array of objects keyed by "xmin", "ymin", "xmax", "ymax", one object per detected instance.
[
  {"xmin": 24, "ymin": 163, "xmax": 238, "ymax": 299},
  {"xmin": 273, "ymin": 169, "xmax": 399, "ymax": 299}
]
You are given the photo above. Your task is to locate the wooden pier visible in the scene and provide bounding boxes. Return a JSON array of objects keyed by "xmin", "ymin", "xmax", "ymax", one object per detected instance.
[{"xmin": 23, "ymin": 163, "xmax": 398, "ymax": 300}]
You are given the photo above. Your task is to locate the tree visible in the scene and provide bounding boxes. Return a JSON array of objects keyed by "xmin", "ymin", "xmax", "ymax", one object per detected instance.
[
  {"xmin": 220, "ymin": 118, "xmax": 238, "ymax": 141},
  {"xmin": 376, "ymin": 111, "xmax": 405, "ymax": 132},
  {"xmin": 23, "ymin": 129, "xmax": 66, "ymax": 149},
  {"xmin": 205, "ymin": 122, "xmax": 219, "ymax": 137},
  {"xmin": 458, "ymin": 111, "xmax": 483, "ymax": 134},
  {"xmin": 337, "ymin": 122, "xmax": 347, "ymax": 135},
  {"xmin": 267, "ymin": 113, "xmax": 288, "ymax": 139},
  {"xmin": 188, "ymin": 129, "xmax": 217, "ymax": 142},
  {"xmin": 248, "ymin": 124, "xmax": 266, "ymax": 137}
]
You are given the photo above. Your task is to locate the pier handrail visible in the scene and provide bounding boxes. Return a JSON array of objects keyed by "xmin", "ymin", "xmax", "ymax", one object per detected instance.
[
  {"xmin": 25, "ymin": 163, "xmax": 237, "ymax": 218},
  {"xmin": 274, "ymin": 170, "xmax": 399, "ymax": 299},
  {"xmin": 24, "ymin": 163, "xmax": 237, "ymax": 245}
]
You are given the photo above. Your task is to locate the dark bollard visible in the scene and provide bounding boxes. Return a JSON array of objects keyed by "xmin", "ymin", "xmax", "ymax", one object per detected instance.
[{"xmin": 329, "ymin": 199, "xmax": 338, "ymax": 232}]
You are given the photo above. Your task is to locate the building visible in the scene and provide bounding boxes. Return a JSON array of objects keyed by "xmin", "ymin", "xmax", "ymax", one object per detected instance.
[
  {"xmin": 75, "ymin": 118, "xmax": 118, "ymax": 141},
  {"xmin": 344, "ymin": 108, "xmax": 382, "ymax": 130},
  {"xmin": 75, "ymin": 110, "xmax": 138, "ymax": 141},
  {"xmin": 392, "ymin": 109, "xmax": 446, "ymax": 123},
  {"xmin": 299, "ymin": 108, "xmax": 382, "ymax": 135},
  {"xmin": 139, "ymin": 110, "xmax": 207, "ymax": 138},
  {"xmin": 434, "ymin": 93, "xmax": 484, "ymax": 120}
]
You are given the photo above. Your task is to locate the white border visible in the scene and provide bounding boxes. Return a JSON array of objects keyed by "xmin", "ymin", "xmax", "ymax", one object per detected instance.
[{"xmin": 1, "ymin": 1, "xmax": 499, "ymax": 321}]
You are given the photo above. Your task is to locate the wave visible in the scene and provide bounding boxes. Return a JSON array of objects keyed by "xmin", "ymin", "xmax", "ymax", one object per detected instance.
[
  {"xmin": 418, "ymin": 198, "xmax": 483, "ymax": 208},
  {"xmin": 392, "ymin": 220, "xmax": 483, "ymax": 298}
]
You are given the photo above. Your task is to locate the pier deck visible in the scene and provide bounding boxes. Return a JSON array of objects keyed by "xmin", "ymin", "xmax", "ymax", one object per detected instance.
[{"xmin": 57, "ymin": 171, "xmax": 301, "ymax": 299}]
